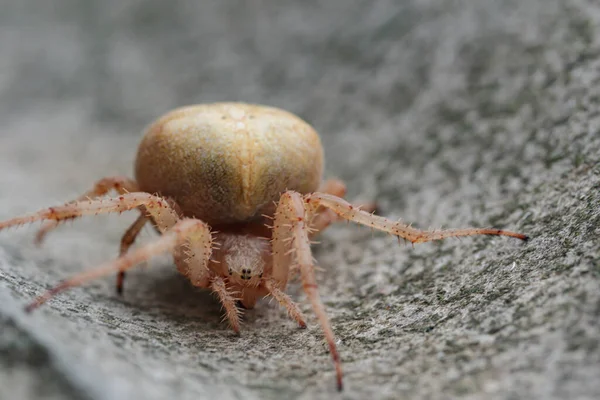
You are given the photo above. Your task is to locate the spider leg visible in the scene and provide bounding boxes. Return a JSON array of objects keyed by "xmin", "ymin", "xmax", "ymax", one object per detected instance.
[
  {"xmin": 25, "ymin": 218, "xmax": 212, "ymax": 311},
  {"xmin": 272, "ymin": 191, "xmax": 344, "ymax": 391},
  {"xmin": 210, "ymin": 275, "xmax": 242, "ymax": 334},
  {"xmin": 35, "ymin": 176, "xmax": 139, "ymax": 245},
  {"xmin": 309, "ymin": 179, "xmax": 377, "ymax": 237},
  {"xmin": 305, "ymin": 192, "xmax": 529, "ymax": 243},
  {"xmin": 0, "ymin": 192, "xmax": 180, "ymax": 234},
  {"xmin": 116, "ymin": 213, "xmax": 150, "ymax": 295},
  {"xmin": 27, "ymin": 176, "xmax": 163, "ymax": 296},
  {"xmin": 264, "ymin": 278, "xmax": 307, "ymax": 328}
]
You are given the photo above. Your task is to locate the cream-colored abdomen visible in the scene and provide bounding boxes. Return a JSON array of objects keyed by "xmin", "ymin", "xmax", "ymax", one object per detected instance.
[{"xmin": 134, "ymin": 103, "xmax": 324, "ymax": 225}]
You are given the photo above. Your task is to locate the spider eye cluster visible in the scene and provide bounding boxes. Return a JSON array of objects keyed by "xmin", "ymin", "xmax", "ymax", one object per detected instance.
[
  {"xmin": 227, "ymin": 266, "xmax": 258, "ymax": 280},
  {"xmin": 240, "ymin": 268, "xmax": 252, "ymax": 280},
  {"xmin": 221, "ymin": 235, "xmax": 267, "ymax": 283}
]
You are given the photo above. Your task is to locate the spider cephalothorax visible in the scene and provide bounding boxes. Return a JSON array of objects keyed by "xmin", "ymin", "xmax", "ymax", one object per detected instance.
[{"xmin": 0, "ymin": 102, "xmax": 528, "ymax": 391}]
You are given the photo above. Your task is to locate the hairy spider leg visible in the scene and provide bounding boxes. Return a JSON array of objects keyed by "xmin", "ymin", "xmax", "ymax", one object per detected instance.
[
  {"xmin": 118, "ymin": 197, "xmax": 183, "ymax": 294},
  {"xmin": 269, "ymin": 189, "xmax": 528, "ymax": 392},
  {"xmin": 32, "ymin": 176, "xmax": 148, "ymax": 294},
  {"xmin": 271, "ymin": 191, "xmax": 344, "ymax": 391},
  {"xmin": 25, "ymin": 218, "xmax": 212, "ymax": 311},
  {"xmin": 34, "ymin": 176, "xmax": 140, "ymax": 244},
  {"xmin": 0, "ymin": 192, "xmax": 248, "ymax": 331},
  {"xmin": 264, "ymin": 279, "xmax": 307, "ymax": 328},
  {"xmin": 308, "ymin": 179, "xmax": 377, "ymax": 237},
  {"xmin": 306, "ymin": 192, "xmax": 529, "ymax": 243},
  {"xmin": 117, "ymin": 213, "xmax": 150, "ymax": 294},
  {"xmin": 210, "ymin": 275, "xmax": 243, "ymax": 334}
]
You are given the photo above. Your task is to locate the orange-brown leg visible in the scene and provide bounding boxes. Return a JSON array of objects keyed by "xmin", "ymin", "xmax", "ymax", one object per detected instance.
[
  {"xmin": 0, "ymin": 192, "xmax": 247, "ymax": 332},
  {"xmin": 271, "ymin": 191, "xmax": 344, "ymax": 391},
  {"xmin": 24, "ymin": 218, "xmax": 212, "ymax": 311},
  {"xmin": 1, "ymin": 192, "xmax": 181, "ymax": 298},
  {"xmin": 306, "ymin": 192, "xmax": 528, "ymax": 243},
  {"xmin": 0, "ymin": 192, "xmax": 179, "ymax": 235},
  {"xmin": 210, "ymin": 275, "xmax": 242, "ymax": 334},
  {"xmin": 35, "ymin": 176, "xmax": 139, "ymax": 244},
  {"xmin": 0, "ymin": 193, "xmax": 245, "ymax": 331},
  {"xmin": 116, "ymin": 213, "xmax": 150, "ymax": 295},
  {"xmin": 270, "ymin": 188, "xmax": 528, "ymax": 391},
  {"xmin": 264, "ymin": 279, "xmax": 307, "ymax": 328},
  {"xmin": 310, "ymin": 179, "xmax": 377, "ymax": 237}
]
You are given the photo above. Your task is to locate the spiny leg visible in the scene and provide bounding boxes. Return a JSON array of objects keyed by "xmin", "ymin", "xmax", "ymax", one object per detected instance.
[
  {"xmin": 25, "ymin": 218, "xmax": 212, "ymax": 311},
  {"xmin": 272, "ymin": 191, "xmax": 344, "ymax": 391},
  {"xmin": 210, "ymin": 275, "xmax": 242, "ymax": 334},
  {"xmin": 117, "ymin": 198, "xmax": 183, "ymax": 293},
  {"xmin": 307, "ymin": 180, "xmax": 346, "ymax": 238},
  {"xmin": 306, "ymin": 192, "xmax": 529, "ymax": 243},
  {"xmin": 35, "ymin": 176, "xmax": 139, "ymax": 245},
  {"xmin": 264, "ymin": 279, "xmax": 307, "ymax": 328},
  {"xmin": 0, "ymin": 192, "xmax": 180, "ymax": 234},
  {"xmin": 116, "ymin": 213, "xmax": 150, "ymax": 295},
  {"xmin": 309, "ymin": 179, "xmax": 377, "ymax": 237},
  {"xmin": 1, "ymin": 192, "xmax": 184, "ymax": 297}
]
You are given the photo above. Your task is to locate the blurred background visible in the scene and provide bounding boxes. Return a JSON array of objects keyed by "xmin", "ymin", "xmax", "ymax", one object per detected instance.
[
  {"xmin": 1, "ymin": 1, "xmax": 599, "ymax": 400},
  {"xmin": 2, "ymin": 0, "xmax": 572, "ymax": 191}
]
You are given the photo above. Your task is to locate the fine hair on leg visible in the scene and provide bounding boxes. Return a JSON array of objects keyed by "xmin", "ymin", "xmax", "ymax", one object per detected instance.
[
  {"xmin": 35, "ymin": 176, "xmax": 139, "ymax": 244},
  {"xmin": 272, "ymin": 191, "xmax": 344, "ymax": 391},
  {"xmin": 25, "ymin": 218, "xmax": 212, "ymax": 311},
  {"xmin": 306, "ymin": 192, "xmax": 529, "ymax": 243}
]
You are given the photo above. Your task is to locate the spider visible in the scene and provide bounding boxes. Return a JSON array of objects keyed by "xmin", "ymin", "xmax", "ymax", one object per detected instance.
[{"xmin": 0, "ymin": 103, "xmax": 528, "ymax": 390}]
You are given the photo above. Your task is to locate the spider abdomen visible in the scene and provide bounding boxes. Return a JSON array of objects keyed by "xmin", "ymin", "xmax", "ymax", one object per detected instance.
[{"xmin": 135, "ymin": 103, "xmax": 324, "ymax": 225}]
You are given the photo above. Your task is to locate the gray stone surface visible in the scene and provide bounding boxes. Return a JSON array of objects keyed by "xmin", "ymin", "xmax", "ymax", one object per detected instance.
[{"xmin": 0, "ymin": 0, "xmax": 599, "ymax": 399}]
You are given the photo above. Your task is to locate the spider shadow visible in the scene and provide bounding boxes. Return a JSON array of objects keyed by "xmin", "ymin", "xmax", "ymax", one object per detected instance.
[
  {"xmin": 114, "ymin": 261, "xmax": 272, "ymax": 333},
  {"xmin": 115, "ymin": 263, "xmax": 225, "ymax": 325}
]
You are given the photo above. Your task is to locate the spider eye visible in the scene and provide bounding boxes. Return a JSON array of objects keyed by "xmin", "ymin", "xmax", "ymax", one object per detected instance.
[
  {"xmin": 240, "ymin": 268, "xmax": 252, "ymax": 280},
  {"xmin": 228, "ymin": 268, "xmax": 232, "ymax": 275}
]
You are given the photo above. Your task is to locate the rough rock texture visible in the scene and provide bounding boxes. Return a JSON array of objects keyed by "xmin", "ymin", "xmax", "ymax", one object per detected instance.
[{"xmin": 0, "ymin": 1, "xmax": 599, "ymax": 399}]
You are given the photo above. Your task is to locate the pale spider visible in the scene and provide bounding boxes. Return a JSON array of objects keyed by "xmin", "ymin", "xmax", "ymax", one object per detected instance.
[{"xmin": 0, "ymin": 103, "xmax": 528, "ymax": 390}]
